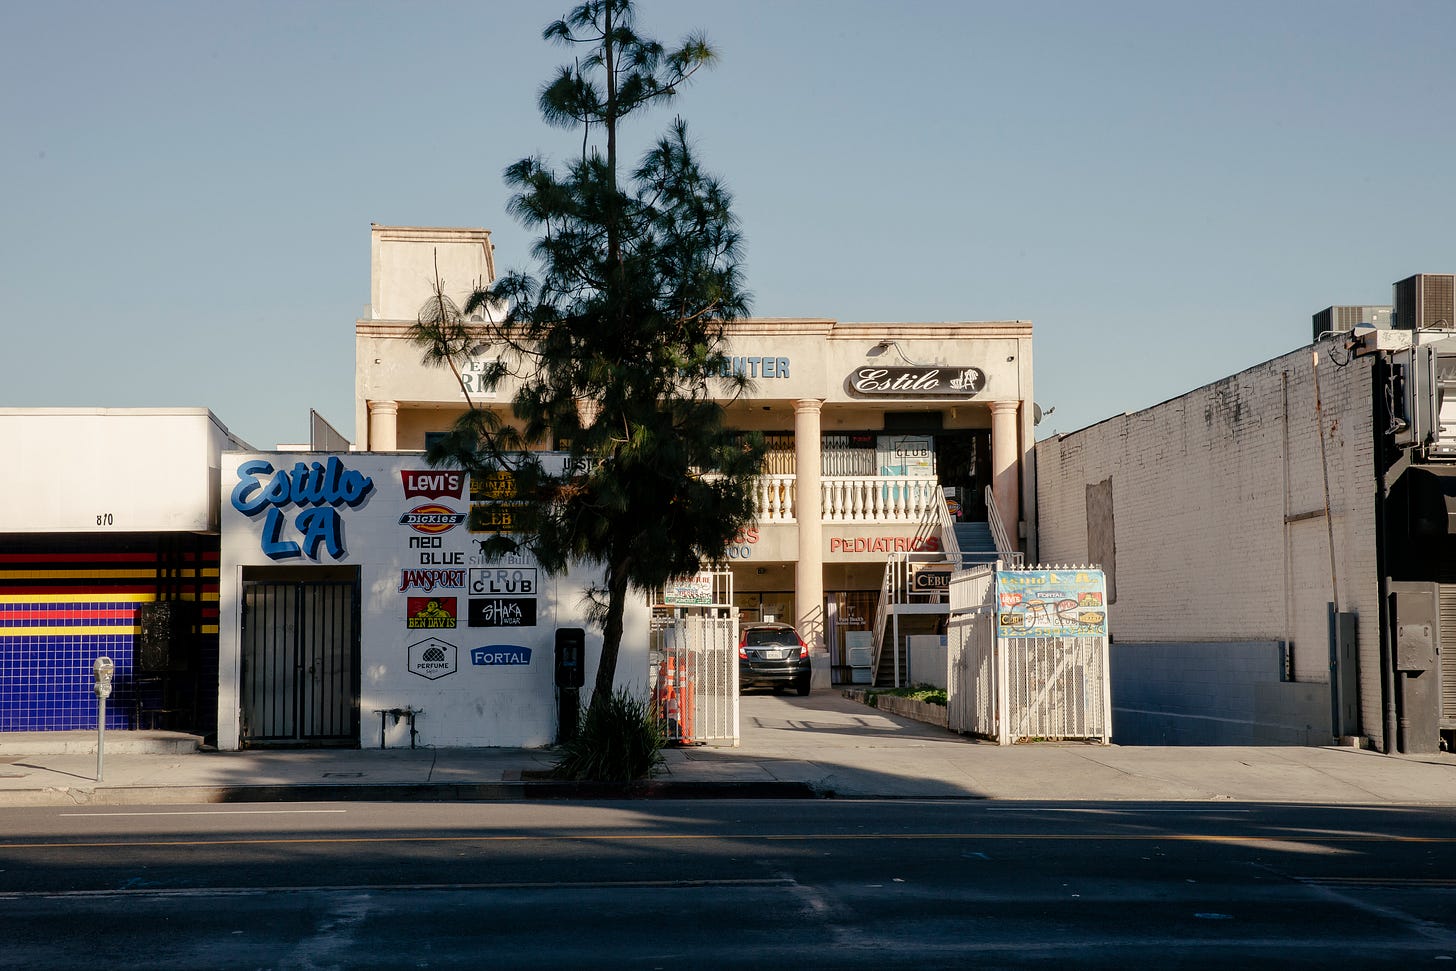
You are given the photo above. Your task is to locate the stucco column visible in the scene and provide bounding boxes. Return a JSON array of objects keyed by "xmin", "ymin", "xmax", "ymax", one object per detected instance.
[
  {"xmin": 989, "ymin": 399, "xmax": 1021, "ymax": 552},
  {"xmin": 794, "ymin": 399, "xmax": 829, "ymax": 688},
  {"xmin": 368, "ymin": 399, "xmax": 398, "ymax": 451}
]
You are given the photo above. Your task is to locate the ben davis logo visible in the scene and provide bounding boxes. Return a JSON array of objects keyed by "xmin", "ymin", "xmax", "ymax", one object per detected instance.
[
  {"xmin": 407, "ymin": 597, "xmax": 458, "ymax": 629},
  {"xmin": 399, "ymin": 504, "xmax": 467, "ymax": 534}
]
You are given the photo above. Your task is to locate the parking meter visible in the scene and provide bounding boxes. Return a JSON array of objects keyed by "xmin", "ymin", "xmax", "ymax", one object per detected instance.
[
  {"xmin": 93, "ymin": 656, "xmax": 115, "ymax": 699},
  {"xmin": 92, "ymin": 656, "xmax": 114, "ymax": 781}
]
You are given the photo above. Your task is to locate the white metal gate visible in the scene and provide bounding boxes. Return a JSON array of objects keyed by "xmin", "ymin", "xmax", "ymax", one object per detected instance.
[
  {"xmin": 947, "ymin": 564, "xmax": 1111, "ymax": 745},
  {"xmin": 651, "ymin": 571, "xmax": 739, "ymax": 746}
]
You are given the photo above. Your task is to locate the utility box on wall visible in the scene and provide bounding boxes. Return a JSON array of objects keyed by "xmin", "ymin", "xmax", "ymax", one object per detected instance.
[{"xmin": 1389, "ymin": 581, "xmax": 1441, "ymax": 754}]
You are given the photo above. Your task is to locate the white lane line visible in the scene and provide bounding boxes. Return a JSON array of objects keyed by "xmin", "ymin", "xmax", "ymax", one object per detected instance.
[
  {"xmin": 58, "ymin": 809, "xmax": 349, "ymax": 818},
  {"xmin": 0, "ymin": 878, "xmax": 795, "ymax": 900},
  {"xmin": 984, "ymin": 808, "xmax": 1253, "ymax": 813}
]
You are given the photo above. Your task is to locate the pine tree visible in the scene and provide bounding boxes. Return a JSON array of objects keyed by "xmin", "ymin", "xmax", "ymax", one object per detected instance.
[{"xmin": 413, "ymin": 0, "xmax": 763, "ymax": 720}]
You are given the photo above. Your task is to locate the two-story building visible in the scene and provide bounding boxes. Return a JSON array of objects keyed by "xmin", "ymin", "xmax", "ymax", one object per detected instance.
[{"xmin": 355, "ymin": 225, "xmax": 1037, "ymax": 685}]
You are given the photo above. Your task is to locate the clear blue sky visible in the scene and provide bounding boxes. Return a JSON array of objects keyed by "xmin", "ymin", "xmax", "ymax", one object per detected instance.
[{"xmin": 4, "ymin": 0, "xmax": 1453, "ymax": 447}]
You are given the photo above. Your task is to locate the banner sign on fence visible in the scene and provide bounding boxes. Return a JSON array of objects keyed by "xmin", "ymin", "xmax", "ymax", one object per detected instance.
[
  {"xmin": 663, "ymin": 574, "xmax": 714, "ymax": 606},
  {"xmin": 995, "ymin": 569, "xmax": 1107, "ymax": 638}
]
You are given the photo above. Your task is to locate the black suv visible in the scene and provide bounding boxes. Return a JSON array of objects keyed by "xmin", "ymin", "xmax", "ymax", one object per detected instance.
[{"xmin": 738, "ymin": 623, "xmax": 811, "ymax": 696}]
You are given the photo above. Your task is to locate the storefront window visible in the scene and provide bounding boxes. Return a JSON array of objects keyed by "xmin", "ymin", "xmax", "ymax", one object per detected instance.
[
  {"xmin": 734, "ymin": 591, "xmax": 795, "ymax": 627},
  {"xmin": 830, "ymin": 590, "xmax": 878, "ymax": 683},
  {"xmin": 821, "ymin": 434, "xmax": 876, "ymax": 475}
]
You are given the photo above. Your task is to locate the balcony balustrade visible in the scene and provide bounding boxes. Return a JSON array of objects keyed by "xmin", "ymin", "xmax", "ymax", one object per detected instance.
[{"xmin": 752, "ymin": 474, "xmax": 941, "ymax": 524}]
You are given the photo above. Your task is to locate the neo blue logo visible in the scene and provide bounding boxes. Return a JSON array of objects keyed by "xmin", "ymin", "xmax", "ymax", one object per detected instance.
[{"xmin": 471, "ymin": 645, "xmax": 533, "ymax": 666}]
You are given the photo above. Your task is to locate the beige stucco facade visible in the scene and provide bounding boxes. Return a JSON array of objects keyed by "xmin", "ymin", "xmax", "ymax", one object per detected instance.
[{"xmin": 355, "ymin": 226, "xmax": 1036, "ymax": 684}]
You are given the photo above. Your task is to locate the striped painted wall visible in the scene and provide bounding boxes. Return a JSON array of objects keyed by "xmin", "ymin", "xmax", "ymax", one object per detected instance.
[{"xmin": 0, "ymin": 538, "xmax": 219, "ymax": 734}]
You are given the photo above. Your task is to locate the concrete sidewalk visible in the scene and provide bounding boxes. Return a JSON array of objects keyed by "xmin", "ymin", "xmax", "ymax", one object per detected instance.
[{"xmin": 2, "ymin": 691, "xmax": 1453, "ymax": 807}]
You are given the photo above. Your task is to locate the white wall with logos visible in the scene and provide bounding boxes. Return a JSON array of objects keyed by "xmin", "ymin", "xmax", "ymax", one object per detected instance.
[{"xmin": 216, "ymin": 451, "xmax": 649, "ymax": 750}]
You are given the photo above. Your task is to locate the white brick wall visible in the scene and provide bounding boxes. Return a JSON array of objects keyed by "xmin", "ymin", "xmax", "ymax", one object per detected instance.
[{"xmin": 1036, "ymin": 344, "xmax": 1384, "ymax": 746}]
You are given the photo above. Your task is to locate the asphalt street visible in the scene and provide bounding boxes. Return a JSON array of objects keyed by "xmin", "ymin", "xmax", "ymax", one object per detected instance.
[{"xmin": 2, "ymin": 799, "xmax": 1453, "ymax": 968}]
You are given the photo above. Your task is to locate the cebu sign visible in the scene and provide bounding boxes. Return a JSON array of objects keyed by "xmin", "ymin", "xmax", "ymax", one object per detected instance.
[{"xmin": 846, "ymin": 366, "xmax": 986, "ymax": 398}]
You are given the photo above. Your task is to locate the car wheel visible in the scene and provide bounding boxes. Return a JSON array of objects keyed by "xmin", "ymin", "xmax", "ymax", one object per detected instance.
[{"xmin": 795, "ymin": 676, "xmax": 810, "ymax": 697}]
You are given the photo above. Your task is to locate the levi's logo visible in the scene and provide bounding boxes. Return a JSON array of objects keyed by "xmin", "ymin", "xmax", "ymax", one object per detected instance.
[{"xmin": 401, "ymin": 470, "xmax": 465, "ymax": 500}]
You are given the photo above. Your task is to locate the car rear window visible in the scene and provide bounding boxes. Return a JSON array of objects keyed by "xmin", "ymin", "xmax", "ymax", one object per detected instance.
[{"xmin": 744, "ymin": 628, "xmax": 797, "ymax": 647}]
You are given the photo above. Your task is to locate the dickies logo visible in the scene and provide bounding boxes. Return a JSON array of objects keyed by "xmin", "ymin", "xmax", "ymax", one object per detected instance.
[
  {"xmin": 401, "ymin": 470, "xmax": 465, "ymax": 501},
  {"xmin": 399, "ymin": 504, "xmax": 467, "ymax": 534}
]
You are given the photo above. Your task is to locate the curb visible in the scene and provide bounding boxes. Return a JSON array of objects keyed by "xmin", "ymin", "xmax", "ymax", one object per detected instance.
[{"xmin": 0, "ymin": 779, "xmax": 820, "ymax": 808}]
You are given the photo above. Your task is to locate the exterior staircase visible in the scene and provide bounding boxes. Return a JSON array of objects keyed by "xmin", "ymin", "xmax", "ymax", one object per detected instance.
[
  {"xmin": 954, "ymin": 520, "xmax": 997, "ymax": 566},
  {"xmin": 868, "ymin": 486, "xmax": 1020, "ymax": 689},
  {"xmin": 872, "ymin": 612, "xmax": 944, "ymax": 687}
]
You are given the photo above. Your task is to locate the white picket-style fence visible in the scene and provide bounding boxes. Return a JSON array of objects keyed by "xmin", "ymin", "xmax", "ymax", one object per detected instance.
[{"xmin": 947, "ymin": 564, "xmax": 1111, "ymax": 745}]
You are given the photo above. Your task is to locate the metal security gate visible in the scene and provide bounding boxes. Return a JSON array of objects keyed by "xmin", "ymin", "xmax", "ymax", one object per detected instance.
[
  {"xmin": 946, "ymin": 564, "xmax": 1111, "ymax": 745},
  {"xmin": 651, "ymin": 571, "xmax": 738, "ymax": 746},
  {"xmin": 241, "ymin": 579, "xmax": 360, "ymax": 747},
  {"xmin": 1440, "ymin": 584, "xmax": 1456, "ymax": 731}
]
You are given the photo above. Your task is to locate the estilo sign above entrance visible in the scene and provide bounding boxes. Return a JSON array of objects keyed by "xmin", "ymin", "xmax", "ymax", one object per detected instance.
[{"xmin": 846, "ymin": 366, "xmax": 986, "ymax": 398}]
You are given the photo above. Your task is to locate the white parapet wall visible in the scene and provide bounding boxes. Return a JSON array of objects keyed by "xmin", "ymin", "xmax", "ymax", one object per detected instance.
[{"xmin": 0, "ymin": 408, "xmax": 245, "ymax": 533}]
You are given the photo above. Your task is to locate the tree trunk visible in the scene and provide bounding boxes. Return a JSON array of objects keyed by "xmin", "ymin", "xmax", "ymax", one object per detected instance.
[{"xmin": 590, "ymin": 555, "xmax": 632, "ymax": 708}]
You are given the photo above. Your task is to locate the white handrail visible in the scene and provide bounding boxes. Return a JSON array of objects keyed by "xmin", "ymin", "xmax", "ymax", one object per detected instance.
[
  {"xmin": 931, "ymin": 487, "xmax": 962, "ymax": 566},
  {"xmin": 985, "ymin": 485, "xmax": 1023, "ymax": 567},
  {"xmin": 870, "ymin": 560, "xmax": 894, "ymax": 681},
  {"xmin": 868, "ymin": 489, "xmax": 960, "ymax": 686}
]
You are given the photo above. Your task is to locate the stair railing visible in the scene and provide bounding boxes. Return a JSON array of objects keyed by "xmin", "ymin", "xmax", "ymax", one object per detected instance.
[
  {"xmin": 985, "ymin": 486, "xmax": 1024, "ymax": 567},
  {"xmin": 868, "ymin": 486, "xmax": 960, "ymax": 686},
  {"xmin": 869, "ymin": 555, "xmax": 895, "ymax": 682},
  {"xmin": 928, "ymin": 486, "xmax": 963, "ymax": 567}
]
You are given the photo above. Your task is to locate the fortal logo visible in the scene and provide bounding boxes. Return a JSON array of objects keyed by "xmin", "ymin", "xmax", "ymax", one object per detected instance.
[
  {"xmin": 401, "ymin": 470, "xmax": 465, "ymax": 500},
  {"xmin": 399, "ymin": 504, "xmax": 467, "ymax": 534}
]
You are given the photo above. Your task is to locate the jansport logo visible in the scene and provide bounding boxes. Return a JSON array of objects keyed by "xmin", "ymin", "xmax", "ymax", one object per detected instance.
[
  {"xmin": 399, "ymin": 504, "xmax": 467, "ymax": 534},
  {"xmin": 399, "ymin": 569, "xmax": 466, "ymax": 592},
  {"xmin": 401, "ymin": 470, "xmax": 464, "ymax": 500}
]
